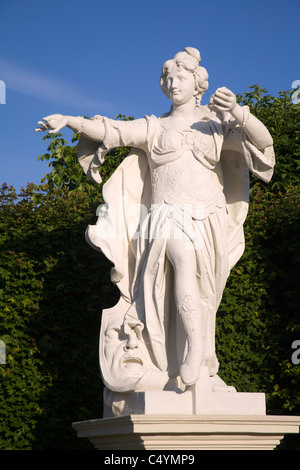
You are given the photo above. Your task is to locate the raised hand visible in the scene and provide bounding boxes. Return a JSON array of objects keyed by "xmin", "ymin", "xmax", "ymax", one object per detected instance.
[
  {"xmin": 208, "ymin": 87, "xmax": 237, "ymax": 114},
  {"xmin": 35, "ymin": 114, "xmax": 69, "ymax": 134}
]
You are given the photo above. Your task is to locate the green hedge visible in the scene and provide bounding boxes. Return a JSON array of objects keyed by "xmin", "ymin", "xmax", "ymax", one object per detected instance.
[
  {"xmin": 217, "ymin": 184, "xmax": 300, "ymax": 450},
  {"xmin": 0, "ymin": 183, "xmax": 119, "ymax": 449}
]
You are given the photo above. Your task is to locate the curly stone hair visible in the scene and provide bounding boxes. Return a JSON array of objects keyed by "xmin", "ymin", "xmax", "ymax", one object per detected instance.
[{"xmin": 160, "ymin": 47, "xmax": 209, "ymax": 105}]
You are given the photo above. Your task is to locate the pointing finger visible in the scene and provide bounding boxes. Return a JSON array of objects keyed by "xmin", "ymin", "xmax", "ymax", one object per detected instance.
[
  {"xmin": 216, "ymin": 88, "xmax": 234, "ymax": 99},
  {"xmin": 217, "ymin": 86, "xmax": 232, "ymax": 94},
  {"xmin": 213, "ymin": 98, "xmax": 230, "ymax": 108},
  {"xmin": 49, "ymin": 127, "xmax": 61, "ymax": 134}
]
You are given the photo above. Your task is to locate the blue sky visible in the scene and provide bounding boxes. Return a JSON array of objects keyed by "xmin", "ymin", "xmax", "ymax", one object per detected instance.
[{"xmin": 0, "ymin": 0, "xmax": 299, "ymax": 193}]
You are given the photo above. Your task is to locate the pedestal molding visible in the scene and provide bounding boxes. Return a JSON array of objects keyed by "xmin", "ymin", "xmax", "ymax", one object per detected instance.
[{"xmin": 73, "ymin": 414, "xmax": 300, "ymax": 450}]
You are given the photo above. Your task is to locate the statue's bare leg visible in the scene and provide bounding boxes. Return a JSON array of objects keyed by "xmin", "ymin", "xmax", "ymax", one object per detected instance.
[{"xmin": 166, "ymin": 233, "xmax": 203, "ymax": 385}]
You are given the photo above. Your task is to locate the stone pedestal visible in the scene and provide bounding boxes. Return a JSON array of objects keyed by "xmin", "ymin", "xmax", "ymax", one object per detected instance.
[
  {"xmin": 72, "ymin": 367, "xmax": 300, "ymax": 450},
  {"xmin": 102, "ymin": 365, "xmax": 266, "ymax": 418},
  {"xmin": 102, "ymin": 388, "xmax": 266, "ymax": 418},
  {"xmin": 72, "ymin": 414, "xmax": 300, "ymax": 450}
]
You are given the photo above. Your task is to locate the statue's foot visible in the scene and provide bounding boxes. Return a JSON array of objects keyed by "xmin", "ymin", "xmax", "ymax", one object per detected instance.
[
  {"xmin": 180, "ymin": 363, "xmax": 200, "ymax": 385},
  {"xmin": 180, "ymin": 352, "xmax": 201, "ymax": 385}
]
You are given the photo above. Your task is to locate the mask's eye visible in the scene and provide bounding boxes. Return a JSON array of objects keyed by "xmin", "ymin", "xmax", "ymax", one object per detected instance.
[{"xmin": 106, "ymin": 328, "xmax": 127, "ymax": 341}]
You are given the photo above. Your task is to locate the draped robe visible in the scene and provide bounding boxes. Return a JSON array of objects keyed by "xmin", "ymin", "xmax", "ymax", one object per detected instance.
[{"xmin": 77, "ymin": 106, "xmax": 275, "ymax": 392}]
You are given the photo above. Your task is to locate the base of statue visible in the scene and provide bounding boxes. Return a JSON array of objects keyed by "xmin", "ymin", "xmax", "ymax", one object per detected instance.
[
  {"xmin": 101, "ymin": 365, "xmax": 267, "ymax": 417},
  {"xmin": 72, "ymin": 367, "xmax": 300, "ymax": 450},
  {"xmin": 102, "ymin": 386, "xmax": 266, "ymax": 418},
  {"xmin": 72, "ymin": 414, "xmax": 300, "ymax": 450}
]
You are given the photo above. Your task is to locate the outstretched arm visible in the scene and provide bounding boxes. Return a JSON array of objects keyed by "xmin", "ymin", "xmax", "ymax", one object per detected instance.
[
  {"xmin": 35, "ymin": 114, "xmax": 106, "ymax": 141},
  {"xmin": 35, "ymin": 114, "xmax": 148, "ymax": 149},
  {"xmin": 209, "ymin": 87, "xmax": 273, "ymax": 150}
]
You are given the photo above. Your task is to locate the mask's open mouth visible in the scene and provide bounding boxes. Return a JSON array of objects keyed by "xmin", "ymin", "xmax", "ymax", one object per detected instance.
[{"xmin": 122, "ymin": 356, "xmax": 143, "ymax": 366}]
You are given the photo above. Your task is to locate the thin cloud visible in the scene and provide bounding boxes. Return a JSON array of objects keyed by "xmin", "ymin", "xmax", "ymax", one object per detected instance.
[{"xmin": 0, "ymin": 58, "xmax": 110, "ymax": 111}]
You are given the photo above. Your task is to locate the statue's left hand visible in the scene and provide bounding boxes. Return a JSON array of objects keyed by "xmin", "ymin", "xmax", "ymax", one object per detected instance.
[
  {"xmin": 35, "ymin": 114, "xmax": 69, "ymax": 134},
  {"xmin": 208, "ymin": 87, "xmax": 237, "ymax": 113}
]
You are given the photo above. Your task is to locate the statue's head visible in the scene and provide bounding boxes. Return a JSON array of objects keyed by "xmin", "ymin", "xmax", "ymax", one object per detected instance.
[{"xmin": 160, "ymin": 47, "xmax": 209, "ymax": 106}]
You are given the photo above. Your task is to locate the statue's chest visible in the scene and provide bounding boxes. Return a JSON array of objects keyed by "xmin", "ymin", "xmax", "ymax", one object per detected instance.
[{"xmin": 150, "ymin": 120, "xmax": 216, "ymax": 166}]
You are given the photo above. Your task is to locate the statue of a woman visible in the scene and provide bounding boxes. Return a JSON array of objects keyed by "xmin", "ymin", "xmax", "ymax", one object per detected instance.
[{"xmin": 36, "ymin": 47, "xmax": 275, "ymax": 393}]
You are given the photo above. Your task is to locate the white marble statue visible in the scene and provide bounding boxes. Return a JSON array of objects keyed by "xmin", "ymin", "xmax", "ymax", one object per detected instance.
[{"xmin": 36, "ymin": 47, "xmax": 275, "ymax": 394}]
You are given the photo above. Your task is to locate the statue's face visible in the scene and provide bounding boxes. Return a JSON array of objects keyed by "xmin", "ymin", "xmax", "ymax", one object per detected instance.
[
  {"xmin": 104, "ymin": 325, "xmax": 152, "ymax": 380},
  {"xmin": 164, "ymin": 53, "xmax": 196, "ymax": 106}
]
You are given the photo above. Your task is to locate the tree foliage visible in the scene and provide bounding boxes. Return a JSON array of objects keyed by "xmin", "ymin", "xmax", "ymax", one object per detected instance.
[
  {"xmin": 37, "ymin": 114, "xmax": 133, "ymax": 197},
  {"xmin": 237, "ymin": 85, "xmax": 300, "ymax": 192},
  {"xmin": 0, "ymin": 92, "xmax": 299, "ymax": 449}
]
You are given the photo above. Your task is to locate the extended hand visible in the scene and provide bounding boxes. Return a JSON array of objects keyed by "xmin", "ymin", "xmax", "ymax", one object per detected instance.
[
  {"xmin": 35, "ymin": 114, "xmax": 68, "ymax": 133},
  {"xmin": 208, "ymin": 87, "xmax": 237, "ymax": 113}
]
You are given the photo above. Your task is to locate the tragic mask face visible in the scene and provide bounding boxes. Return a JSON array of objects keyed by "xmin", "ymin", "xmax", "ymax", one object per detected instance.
[{"xmin": 104, "ymin": 323, "xmax": 152, "ymax": 380}]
